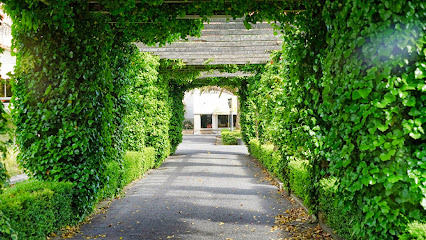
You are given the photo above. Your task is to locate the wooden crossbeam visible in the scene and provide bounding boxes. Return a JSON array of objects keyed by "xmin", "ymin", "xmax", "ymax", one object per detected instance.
[
  {"xmin": 137, "ymin": 17, "xmax": 281, "ymax": 65},
  {"xmin": 197, "ymin": 71, "xmax": 254, "ymax": 79}
]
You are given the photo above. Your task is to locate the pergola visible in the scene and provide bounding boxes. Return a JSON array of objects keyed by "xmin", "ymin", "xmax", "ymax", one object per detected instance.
[{"xmin": 136, "ymin": 18, "xmax": 282, "ymax": 66}]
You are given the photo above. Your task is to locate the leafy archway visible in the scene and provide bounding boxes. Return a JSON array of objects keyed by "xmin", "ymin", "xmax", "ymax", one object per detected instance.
[{"xmin": 0, "ymin": 0, "xmax": 425, "ymax": 239}]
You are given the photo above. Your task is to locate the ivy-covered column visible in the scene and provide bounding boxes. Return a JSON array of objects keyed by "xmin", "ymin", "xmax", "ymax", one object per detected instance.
[
  {"xmin": 4, "ymin": 2, "xmax": 115, "ymax": 216},
  {"xmin": 322, "ymin": 0, "xmax": 426, "ymax": 238},
  {"xmin": 168, "ymin": 84, "xmax": 185, "ymax": 154}
]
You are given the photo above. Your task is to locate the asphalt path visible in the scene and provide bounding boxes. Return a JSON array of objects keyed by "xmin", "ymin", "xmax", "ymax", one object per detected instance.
[{"xmin": 71, "ymin": 135, "xmax": 295, "ymax": 240}]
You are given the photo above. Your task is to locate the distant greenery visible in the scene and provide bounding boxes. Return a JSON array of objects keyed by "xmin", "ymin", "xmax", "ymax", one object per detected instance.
[
  {"xmin": 183, "ymin": 120, "xmax": 194, "ymax": 130},
  {"xmin": 221, "ymin": 129, "xmax": 241, "ymax": 145}
]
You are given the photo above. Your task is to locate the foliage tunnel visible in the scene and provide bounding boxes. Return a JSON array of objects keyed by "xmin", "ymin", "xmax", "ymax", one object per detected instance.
[{"xmin": 0, "ymin": 0, "xmax": 424, "ymax": 239}]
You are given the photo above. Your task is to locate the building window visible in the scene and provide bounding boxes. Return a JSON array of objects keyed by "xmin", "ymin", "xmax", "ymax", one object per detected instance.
[
  {"xmin": 201, "ymin": 114, "xmax": 212, "ymax": 128},
  {"xmin": 218, "ymin": 115, "xmax": 229, "ymax": 128}
]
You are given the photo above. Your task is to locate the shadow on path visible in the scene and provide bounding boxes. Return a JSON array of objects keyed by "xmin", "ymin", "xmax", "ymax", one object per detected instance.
[{"xmin": 70, "ymin": 135, "xmax": 302, "ymax": 240}]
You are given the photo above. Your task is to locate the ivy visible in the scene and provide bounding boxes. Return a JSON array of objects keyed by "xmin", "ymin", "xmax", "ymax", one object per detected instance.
[
  {"xmin": 1, "ymin": 0, "xmax": 425, "ymax": 238},
  {"xmin": 321, "ymin": 0, "xmax": 426, "ymax": 238}
]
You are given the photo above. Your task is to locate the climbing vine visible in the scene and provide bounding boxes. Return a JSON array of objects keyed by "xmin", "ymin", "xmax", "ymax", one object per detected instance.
[
  {"xmin": 321, "ymin": 0, "xmax": 426, "ymax": 238},
  {"xmin": 0, "ymin": 0, "xmax": 424, "ymax": 239}
]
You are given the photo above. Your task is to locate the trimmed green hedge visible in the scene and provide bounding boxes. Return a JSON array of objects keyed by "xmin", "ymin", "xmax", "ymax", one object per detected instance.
[
  {"xmin": 122, "ymin": 148, "xmax": 155, "ymax": 186},
  {"xmin": 248, "ymin": 140, "xmax": 362, "ymax": 238},
  {"xmin": 0, "ymin": 180, "xmax": 75, "ymax": 239},
  {"xmin": 248, "ymin": 139, "xmax": 261, "ymax": 158},
  {"xmin": 101, "ymin": 148, "xmax": 156, "ymax": 199},
  {"xmin": 318, "ymin": 177, "xmax": 361, "ymax": 239},
  {"xmin": 0, "ymin": 148, "xmax": 156, "ymax": 240},
  {"xmin": 221, "ymin": 129, "xmax": 241, "ymax": 145},
  {"xmin": 288, "ymin": 160, "xmax": 311, "ymax": 207},
  {"xmin": 248, "ymin": 139, "xmax": 285, "ymax": 183}
]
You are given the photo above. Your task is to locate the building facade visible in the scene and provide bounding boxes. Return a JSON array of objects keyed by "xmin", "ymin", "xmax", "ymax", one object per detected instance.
[
  {"xmin": 183, "ymin": 88, "xmax": 238, "ymax": 134},
  {"xmin": 0, "ymin": 8, "xmax": 14, "ymax": 109}
]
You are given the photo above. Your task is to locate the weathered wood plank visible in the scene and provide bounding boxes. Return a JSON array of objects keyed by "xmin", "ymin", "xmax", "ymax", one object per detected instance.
[
  {"xmin": 153, "ymin": 53, "xmax": 272, "ymax": 59},
  {"xmin": 198, "ymin": 71, "xmax": 254, "ymax": 78},
  {"xmin": 136, "ymin": 16, "xmax": 281, "ymax": 65},
  {"xmin": 200, "ymin": 29, "xmax": 277, "ymax": 36},
  {"xmin": 184, "ymin": 59, "xmax": 269, "ymax": 65},
  {"xmin": 203, "ymin": 22, "xmax": 276, "ymax": 29},
  {"xmin": 136, "ymin": 41, "xmax": 282, "ymax": 48},
  {"xmin": 184, "ymin": 34, "xmax": 280, "ymax": 42},
  {"xmin": 139, "ymin": 45, "xmax": 282, "ymax": 52}
]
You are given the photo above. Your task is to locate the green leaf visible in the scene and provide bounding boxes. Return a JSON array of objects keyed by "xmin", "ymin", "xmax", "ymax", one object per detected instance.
[
  {"xmin": 402, "ymin": 97, "xmax": 416, "ymax": 107},
  {"xmin": 44, "ymin": 84, "xmax": 52, "ymax": 96},
  {"xmin": 344, "ymin": 49, "xmax": 352, "ymax": 59},
  {"xmin": 414, "ymin": 68, "xmax": 425, "ymax": 79},
  {"xmin": 243, "ymin": 20, "xmax": 252, "ymax": 30},
  {"xmin": 352, "ymin": 90, "xmax": 361, "ymax": 100},
  {"xmin": 359, "ymin": 88, "xmax": 372, "ymax": 99},
  {"xmin": 409, "ymin": 132, "xmax": 421, "ymax": 139},
  {"xmin": 388, "ymin": 175, "xmax": 402, "ymax": 183},
  {"xmin": 378, "ymin": 124, "xmax": 389, "ymax": 132},
  {"xmin": 379, "ymin": 9, "xmax": 392, "ymax": 21},
  {"xmin": 380, "ymin": 149, "xmax": 395, "ymax": 161},
  {"xmin": 383, "ymin": 92, "xmax": 396, "ymax": 104},
  {"xmin": 366, "ymin": 211, "xmax": 374, "ymax": 219}
]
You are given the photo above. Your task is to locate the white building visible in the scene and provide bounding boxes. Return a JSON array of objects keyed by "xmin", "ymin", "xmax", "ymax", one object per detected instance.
[
  {"xmin": 0, "ymin": 9, "xmax": 14, "ymax": 109},
  {"xmin": 183, "ymin": 88, "xmax": 238, "ymax": 134}
]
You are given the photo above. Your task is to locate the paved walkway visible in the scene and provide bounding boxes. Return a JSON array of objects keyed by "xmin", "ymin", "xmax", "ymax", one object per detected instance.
[{"xmin": 70, "ymin": 135, "xmax": 303, "ymax": 240}]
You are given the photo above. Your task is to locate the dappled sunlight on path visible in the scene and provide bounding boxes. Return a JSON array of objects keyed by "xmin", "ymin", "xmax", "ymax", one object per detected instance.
[{"xmin": 68, "ymin": 135, "xmax": 331, "ymax": 240}]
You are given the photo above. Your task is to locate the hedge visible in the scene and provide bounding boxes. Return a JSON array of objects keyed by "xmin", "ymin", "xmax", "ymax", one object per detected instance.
[
  {"xmin": 221, "ymin": 129, "xmax": 241, "ymax": 145},
  {"xmin": 101, "ymin": 148, "xmax": 156, "ymax": 199},
  {"xmin": 288, "ymin": 160, "xmax": 311, "ymax": 208},
  {"xmin": 0, "ymin": 148, "xmax": 156, "ymax": 240},
  {"xmin": 0, "ymin": 180, "xmax": 75, "ymax": 240},
  {"xmin": 122, "ymin": 149, "xmax": 155, "ymax": 186},
  {"xmin": 318, "ymin": 177, "xmax": 361, "ymax": 240},
  {"xmin": 248, "ymin": 139, "xmax": 285, "ymax": 183},
  {"xmin": 248, "ymin": 142, "xmax": 362, "ymax": 239}
]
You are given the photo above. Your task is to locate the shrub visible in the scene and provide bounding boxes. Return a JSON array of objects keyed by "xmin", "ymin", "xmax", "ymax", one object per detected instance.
[
  {"xmin": 248, "ymin": 138, "xmax": 261, "ymax": 158},
  {"xmin": 318, "ymin": 177, "xmax": 361, "ymax": 239},
  {"xmin": 123, "ymin": 151, "xmax": 145, "ymax": 186},
  {"xmin": 400, "ymin": 221, "xmax": 426, "ymax": 240},
  {"xmin": 248, "ymin": 141, "xmax": 285, "ymax": 184},
  {"xmin": 183, "ymin": 120, "xmax": 194, "ymax": 130},
  {"xmin": 288, "ymin": 160, "xmax": 311, "ymax": 207},
  {"xmin": 99, "ymin": 160, "xmax": 122, "ymax": 200},
  {"xmin": 0, "ymin": 210, "xmax": 17, "ymax": 240},
  {"xmin": 271, "ymin": 151, "xmax": 285, "ymax": 182},
  {"xmin": 143, "ymin": 147, "xmax": 156, "ymax": 171},
  {"xmin": 0, "ymin": 180, "xmax": 75, "ymax": 239},
  {"xmin": 221, "ymin": 130, "xmax": 241, "ymax": 145},
  {"xmin": 123, "ymin": 148, "xmax": 156, "ymax": 186},
  {"xmin": 259, "ymin": 144, "xmax": 274, "ymax": 171}
]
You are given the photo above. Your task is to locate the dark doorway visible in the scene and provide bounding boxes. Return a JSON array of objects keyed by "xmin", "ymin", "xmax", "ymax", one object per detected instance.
[{"xmin": 201, "ymin": 114, "xmax": 212, "ymax": 128}]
